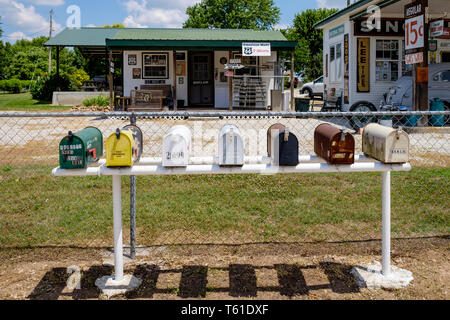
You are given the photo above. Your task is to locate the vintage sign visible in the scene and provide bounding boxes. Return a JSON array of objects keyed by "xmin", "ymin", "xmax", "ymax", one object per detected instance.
[
  {"xmin": 429, "ymin": 40, "xmax": 438, "ymax": 52},
  {"xmin": 176, "ymin": 61, "xmax": 186, "ymax": 76},
  {"xmin": 242, "ymin": 43, "xmax": 271, "ymax": 57},
  {"xmin": 357, "ymin": 38, "xmax": 370, "ymax": 93},
  {"xmin": 405, "ymin": 0, "xmax": 427, "ymax": 54},
  {"xmin": 354, "ymin": 18, "xmax": 404, "ymax": 37},
  {"xmin": 128, "ymin": 54, "xmax": 137, "ymax": 65},
  {"xmin": 405, "ymin": 52, "xmax": 424, "ymax": 64},
  {"xmin": 329, "ymin": 25, "xmax": 345, "ymax": 38},
  {"xmin": 344, "ymin": 34, "xmax": 350, "ymax": 104},
  {"xmin": 430, "ymin": 20, "xmax": 444, "ymax": 37},
  {"xmin": 132, "ymin": 68, "xmax": 141, "ymax": 79}
]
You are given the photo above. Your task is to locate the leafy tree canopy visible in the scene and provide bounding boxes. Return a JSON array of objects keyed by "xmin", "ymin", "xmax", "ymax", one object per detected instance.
[
  {"xmin": 103, "ymin": 23, "xmax": 125, "ymax": 28},
  {"xmin": 283, "ymin": 8, "xmax": 338, "ymax": 82},
  {"xmin": 183, "ymin": 0, "xmax": 280, "ymax": 30}
]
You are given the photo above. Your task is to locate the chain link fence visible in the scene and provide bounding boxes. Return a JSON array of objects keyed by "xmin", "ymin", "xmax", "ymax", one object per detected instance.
[{"xmin": 0, "ymin": 111, "xmax": 449, "ymax": 249}]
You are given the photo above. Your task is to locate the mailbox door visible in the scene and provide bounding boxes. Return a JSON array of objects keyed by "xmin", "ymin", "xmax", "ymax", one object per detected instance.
[
  {"xmin": 106, "ymin": 131, "xmax": 134, "ymax": 167},
  {"xmin": 278, "ymin": 132, "xmax": 299, "ymax": 166},
  {"xmin": 220, "ymin": 131, "xmax": 244, "ymax": 166},
  {"xmin": 385, "ymin": 132, "xmax": 409, "ymax": 163},
  {"xmin": 329, "ymin": 134, "xmax": 355, "ymax": 165},
  {"xmin": 59, "ymin": 136, "xmax": 86, "ymax": 169},
  {"xmin": 123, "ymin": 125, "xmax": 143, "ymax": 162},
  {"xmin": 163, "ymin": 135, "xmax": 189, "ymax": 167},
  {"xmin": 267, "ymin": 124, "xmax": 286, "ymax": 157}
]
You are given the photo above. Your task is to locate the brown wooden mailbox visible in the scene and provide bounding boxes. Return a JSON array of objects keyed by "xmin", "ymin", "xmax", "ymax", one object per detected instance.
[{"xmin": 314, "ymin": 123, "xmax": 355, "ymax": 165}]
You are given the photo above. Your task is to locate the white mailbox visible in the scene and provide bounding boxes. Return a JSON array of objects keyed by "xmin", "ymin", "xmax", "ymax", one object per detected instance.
[
  {"xmin": 218, "ymin": 124, "xmax": 244, "ymax": 166},
  {"xmin": 362, "ymin": 123, "xmax": 410, "ymax": 163},
  {"xmin": 162, "ymin": 125, "xmax": 192, "ymax": 167}
]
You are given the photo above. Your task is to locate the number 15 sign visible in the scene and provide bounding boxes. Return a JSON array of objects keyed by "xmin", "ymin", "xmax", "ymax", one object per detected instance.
[{"xmin": 404, "ymin": 0, "xmax": 426, "ymax": 51}]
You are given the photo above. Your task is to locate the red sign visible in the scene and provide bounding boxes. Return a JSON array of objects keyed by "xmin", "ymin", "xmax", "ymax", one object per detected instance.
[{"xmin": 406, "ymin": 52, "xmax": 424, "ymax": 64}]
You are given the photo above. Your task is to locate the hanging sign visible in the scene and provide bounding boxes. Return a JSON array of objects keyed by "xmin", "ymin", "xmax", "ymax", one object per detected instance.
[
  {"xmin": 404, "ymin": 0, "xmax": 426, "ymax": 52},
  {"xmin": 242, "ymin": 43, "xmax": 271, "ymax": 56},
  {"xmin": 430, "ymin": 20, "xmax": 444, "ymax": 37},
  {"xmin": 357, "ymin": 38, "xmax": 370, "ymax": 93},
  {"xmin": 344, "ymin": 34, "xmax": 350, "ymax": 104},
  {"xmin": 405, "ymin": 51, "xmax": 424, "ymax": 64}
]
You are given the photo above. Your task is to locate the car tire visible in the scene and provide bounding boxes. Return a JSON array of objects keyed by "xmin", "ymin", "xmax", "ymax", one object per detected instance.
[
  {"xmin": 301, "ymin": 88, "xmax": 313, "ymax": 99},
  {"xmin": 348, "ymin": 101, "xmax": 378, "ymax": 130}
]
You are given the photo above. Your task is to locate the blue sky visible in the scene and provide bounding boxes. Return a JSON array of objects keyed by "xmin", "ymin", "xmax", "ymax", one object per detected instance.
[{"xmin": 0, "ymin": 0, "xmax": 348, "ymax": 43}]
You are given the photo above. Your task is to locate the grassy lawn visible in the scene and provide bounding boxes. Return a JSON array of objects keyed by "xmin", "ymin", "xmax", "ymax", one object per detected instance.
[
  {"xmin": 0, "ymin": 93, "xmax": 71, "ymax": 112},
  {"xmin": 0, "ymin": 165, "xmax": 448, "ymax": 247}
]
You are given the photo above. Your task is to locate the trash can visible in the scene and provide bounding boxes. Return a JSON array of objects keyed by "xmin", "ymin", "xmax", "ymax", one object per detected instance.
[
  {"xmin": 295, "ymin": 98, "xmax": 310, "ymax": 112},
  {"xmin": 430, "ymin": 98, "xmax": 445, "ymax": 127}
]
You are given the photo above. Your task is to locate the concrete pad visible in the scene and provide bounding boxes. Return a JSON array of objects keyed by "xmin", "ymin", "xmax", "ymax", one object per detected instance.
[
  {"xmin": 351, "ymin": 261, "xmax": 414, "ymax": 290},
  {"xmin": 95, "ymin": 275, "xmax": 142, "ymax": 299}
]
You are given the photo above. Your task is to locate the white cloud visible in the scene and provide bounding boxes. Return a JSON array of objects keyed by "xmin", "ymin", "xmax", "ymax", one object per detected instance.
[
  {"xmin": 274, "ymin": 23, "xmax": 290, "ymax": 30},
  {"xmin": 121, "ymin": 0, "xmax": 201, "ymax": 28},
  {"xmin": 22, "ymin": 0, "xmax": 65, "ymax": 5},
  {"xmin": 316, "ymin": 0, "xmax": 348, "ymax": 9},
  {"xmin": 7, "ymin": 31, "xmax": 32, "ymax": 42},
  {"xmin": 0, "ymin": 0, "xmax": 62, "ymax": 38}
]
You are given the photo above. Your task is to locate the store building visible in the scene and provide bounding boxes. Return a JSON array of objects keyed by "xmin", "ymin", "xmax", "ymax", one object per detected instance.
[
  {"xmin": 315, "ymin": 0, "xmax": 450, "ymax": 112},
  {"xmin": 45, "ymin": 28, "xmax": 297, "ymax": 110}
]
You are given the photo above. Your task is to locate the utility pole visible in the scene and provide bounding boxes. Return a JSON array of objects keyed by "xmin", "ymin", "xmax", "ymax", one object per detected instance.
[{"xmin": 48, "ymin": 9, "xmax": 53, "ymax": 74}]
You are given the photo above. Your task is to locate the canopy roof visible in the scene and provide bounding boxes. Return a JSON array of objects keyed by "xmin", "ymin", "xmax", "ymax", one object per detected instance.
[{"xmin": 45, "ymin": 27, "xmax": 297, "ymax": 55}]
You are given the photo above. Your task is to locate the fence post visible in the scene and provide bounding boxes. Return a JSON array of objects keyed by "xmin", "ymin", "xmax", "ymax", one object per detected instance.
[{"xmin": 130, "ymin": 113, "xmax": 137, "ymax": 259}]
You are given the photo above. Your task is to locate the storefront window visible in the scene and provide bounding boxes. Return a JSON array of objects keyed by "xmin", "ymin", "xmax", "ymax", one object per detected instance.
[
  {"xmin": 329, "ymin": 43, "xmax": 342, "ymax": 82},
  {"xmin": 375, "ymin": 40, "xmax": 399, "ymax": 82},
  {"xmin": 401, "ymin": 40, "xmax": 413, "ymax": 76},
  {"xmin": 142, "ymin": 53, "xmax": 168, "ymax": 79}
]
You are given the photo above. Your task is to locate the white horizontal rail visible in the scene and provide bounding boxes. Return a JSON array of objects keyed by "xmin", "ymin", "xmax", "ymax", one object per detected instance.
[
  {"xmin": 98, "ymin": 154, "xmax": 373, "ymax": 166},
  {"xmin": 52, "ymin": 161, "xmax": 411, "ymax": 177}
]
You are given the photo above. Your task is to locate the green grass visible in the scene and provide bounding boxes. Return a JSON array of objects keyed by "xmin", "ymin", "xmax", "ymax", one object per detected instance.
[
  {"xmin": 0, "ymin": 165, "xmax": 448, "ymax": 247},
  {"xmin": 0, "ymin": 93, "xmax": 71, "ymax": 112}
]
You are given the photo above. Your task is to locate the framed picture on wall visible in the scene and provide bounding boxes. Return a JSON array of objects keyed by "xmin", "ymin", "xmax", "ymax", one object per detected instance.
[
  {"xmin": 128, "ymin": 54, "xmax": 137, "ymax": 65},
  {"xmin": 133, "ymin": 68, "xmax": 141, "ymax": 79}
]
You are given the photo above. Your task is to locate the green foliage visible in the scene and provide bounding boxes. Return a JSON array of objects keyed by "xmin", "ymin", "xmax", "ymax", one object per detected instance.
[
  {"xmin": 30, "ymin": 73, "xmax": 72, "ymax": 102},
  {"xmin": 283, "ymin": 8, "xmax": 338, "ymax": 82},
  {"xmin": 183, "ymin": 0, "xmax": 280, "ymax": 30},
  {"xmin": 0, "ymin": 79, "xmax": 31, "ymax": 93},
  {"xmin": 103, "ymin": 23, "xmax": 125, "ymax": 28},
  {"xmin": 0, "ymin": 36, "xmax": 84, "ymax": 81},
  {"xmin": 69, "ymin": 69, "xmax": 90, "ymax": 89},
  {"xmin": 82, "ymin": 95, "xmax": 110, "ymax": 107},
  {"xmin": 0, "ymin": 16, "xmax": 3, "ymax": 38}
]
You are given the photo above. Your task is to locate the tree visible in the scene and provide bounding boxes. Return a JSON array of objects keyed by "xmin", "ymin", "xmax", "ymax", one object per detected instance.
[
  {"xmin": 183, "ymin": 0, "xmax": 280, "ymax": 30},
  {"xmin": 103, "ymin": 23, "xmax": 125, "ymax": 28},
  {"xmin": 284, "ymin": 8, "xmax": 338, "ymax": 82}
]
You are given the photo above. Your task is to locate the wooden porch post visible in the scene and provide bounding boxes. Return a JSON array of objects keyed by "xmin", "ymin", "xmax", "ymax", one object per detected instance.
[
  {"xmin": 109, "ymin": 50, "xmax": 114, "ymax": 109},
  {"xmin": 173, "ymin": 51, "xmax": 178, "ymax": 111},
  {"xmin": 229, "ymin": 51, "xmax": 233, "ymax": 111},
  {"xmin": 290, "ymin": 50, "xmax": 295, "ymax": 111},
  {"xmin": 56, "ymin": 46, "xmax": 60, "ymax": 78}
]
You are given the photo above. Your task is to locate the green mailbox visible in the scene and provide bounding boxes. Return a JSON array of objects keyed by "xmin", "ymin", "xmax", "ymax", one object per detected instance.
[{"xmin": 59, "ymin": 127, "xmax": 103, "ymax": 169}]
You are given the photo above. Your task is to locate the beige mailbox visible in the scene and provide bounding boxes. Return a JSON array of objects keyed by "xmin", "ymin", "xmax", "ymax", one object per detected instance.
[
  {"xmin": 362, "ymin": 123, "xmax": 410, "ymax": 163},
  {"xmin": 218, "ymin": 124, "xmax": 244, "ymax": 166},
  {"xmin": 162, "ymin": 125, "xmax": 192, "ymax": 167}
]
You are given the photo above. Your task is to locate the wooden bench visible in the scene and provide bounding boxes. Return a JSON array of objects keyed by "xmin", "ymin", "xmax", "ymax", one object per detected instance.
[
  {"xmin": 129, "ymin": 90, "xmax": 165, "ymax": 111},
  {"xmin": 140, "ymin": 85, "xmax": 174, "ymax": 109}
]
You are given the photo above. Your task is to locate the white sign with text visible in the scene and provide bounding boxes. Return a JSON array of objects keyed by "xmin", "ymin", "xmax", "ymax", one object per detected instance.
[
  {"xmin": 405, "ymin": 15, "xmax": 425, "ymax": 50},
  {"xmin": 242, "ymin": 43, "xmax": 271, "ymax": 57}
]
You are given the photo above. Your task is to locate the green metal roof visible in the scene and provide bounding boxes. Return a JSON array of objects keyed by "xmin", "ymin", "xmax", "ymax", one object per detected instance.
[
  {"xmin": 45, "ymin": 27, "xmax": 296, "ymax": 50},
  {"xmin": 45, "ymin": 28, "xmax": 120, "ymax": 47},
  {"xmin": 112, "ymin": 28, "xmax": 288, "ymax": 41}
]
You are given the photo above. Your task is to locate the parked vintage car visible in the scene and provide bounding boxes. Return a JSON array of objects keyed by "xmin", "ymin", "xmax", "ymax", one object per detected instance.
[
  {"xmin": 383, "ymin": 63, "xmax": 450, "ymax": 111},
  {"xmin": 300, "ymin": 76, "xmax": 324, "ymax": 99}
]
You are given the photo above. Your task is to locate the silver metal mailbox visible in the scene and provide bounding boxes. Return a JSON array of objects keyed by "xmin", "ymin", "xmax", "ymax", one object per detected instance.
[
  {"xmin": 218, "ymin": 124, "xmax": 244, "ymax": 166},
  {"xmin": 362, "ymin": 123, "xmax": 410, "ymax": 163},
  {"xmin": 162, "ymin": 125, "xmax": 192, "ymax": 167}
]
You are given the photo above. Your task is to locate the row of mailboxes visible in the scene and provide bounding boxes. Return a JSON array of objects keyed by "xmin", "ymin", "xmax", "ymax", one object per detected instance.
[{"xmin": 59, "ymin": 122, "xmax": 410, "ymax": 169}]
